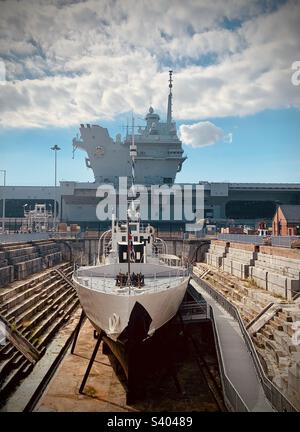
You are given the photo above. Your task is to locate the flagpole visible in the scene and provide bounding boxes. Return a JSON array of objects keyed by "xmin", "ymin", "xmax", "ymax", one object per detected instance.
[
  {"xmin": 127, "ymin": 214, "xmax": 131, "ymax": 289},
  {"xmin": 127, "ymin": 114, "xmax": 136, "ymax": 290}
]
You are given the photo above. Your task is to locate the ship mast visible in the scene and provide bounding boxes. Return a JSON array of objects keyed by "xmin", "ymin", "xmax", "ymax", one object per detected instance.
[
  {"xmin": 127, "ymin": 115, "xmax": 137, "ymax": 286},
  {"xmin": 167, "ymin": 70, "xmax": 173, "ymax": 129}
]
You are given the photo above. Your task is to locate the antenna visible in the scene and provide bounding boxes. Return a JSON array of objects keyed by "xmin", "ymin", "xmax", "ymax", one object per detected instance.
[
  {"xmin": 129, "ymin": 114, "xmax": 137, "ymax": 190},
  {"xmin": 169, "ymin": 69, "xmax": 173, "ymax": 91},
  {"xmin": 167, "ymin": 69, "xmax": 173, "ymax": 128}
]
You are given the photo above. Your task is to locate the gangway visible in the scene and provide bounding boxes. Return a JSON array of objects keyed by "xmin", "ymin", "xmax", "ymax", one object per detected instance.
[{"xmin": 190, "ymin": 277, "xmax": 274, "ymax": 412}]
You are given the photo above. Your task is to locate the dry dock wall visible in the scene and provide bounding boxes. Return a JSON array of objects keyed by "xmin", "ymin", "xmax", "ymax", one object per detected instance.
[
  {"xmin": 0, "ymin": 241, "xmax": 63, "ymax": 287},
  {"xmin": 206, "ymin": 240, "xmax": 300, "ymax": 300},
  {"xmin": 65, "ymin": 237, "xmax": 210, "ymax": 266}
]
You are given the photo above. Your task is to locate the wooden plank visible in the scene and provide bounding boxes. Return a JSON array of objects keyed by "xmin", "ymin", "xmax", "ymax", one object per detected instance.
[
  {"xmin": 54, "ymin": 268, "xmax": 75, "ymax": 290},
  {"xmin": 0, "ymin": 314, "xmax": 40, "ymax": 363}
]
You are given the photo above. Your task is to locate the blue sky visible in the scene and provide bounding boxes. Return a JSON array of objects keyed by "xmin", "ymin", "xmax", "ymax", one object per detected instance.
[
  {"xmin": 1, "ymin": 107, "xmax": 299, "ymax": 186},
  {"xmin": 0, "ymin": 0, "xmax": 299, "ymax": 186}
]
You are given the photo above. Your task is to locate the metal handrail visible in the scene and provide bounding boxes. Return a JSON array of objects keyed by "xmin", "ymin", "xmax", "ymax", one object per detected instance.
[
  {"xmin": 96, "ymin": 229, "xmax": 111, "ymax": 264},
  {"xmin": 73, "ymin": 273, "xmax": 188, "ymax": 295},
  {"xmin": 75, "ymin": 268, "xmax": 190, "ymax": 280},
  {"xmin": 192, "ymin": 272, "xmax": 298, "ymax": 412},
  {"xmin": 155, "ymin": 237, "xmax": 168, "ymax": 255}
]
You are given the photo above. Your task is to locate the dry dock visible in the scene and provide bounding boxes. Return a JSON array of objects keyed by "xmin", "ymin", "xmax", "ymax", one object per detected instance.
[{"xmin": 34, "ymin": 319, "xmax": 224, "ymax": 412}]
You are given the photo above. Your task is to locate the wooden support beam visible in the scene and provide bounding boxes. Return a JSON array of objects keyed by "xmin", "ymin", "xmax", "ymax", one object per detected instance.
[{"xmin": 0, "ymin": 314, "xmax": 41, "ymax": 363}]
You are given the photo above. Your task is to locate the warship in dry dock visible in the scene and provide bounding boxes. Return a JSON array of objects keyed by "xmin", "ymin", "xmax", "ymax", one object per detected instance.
[{"xmin": 72, "ymin": 74, "xmax": 190, "ymax": 392}]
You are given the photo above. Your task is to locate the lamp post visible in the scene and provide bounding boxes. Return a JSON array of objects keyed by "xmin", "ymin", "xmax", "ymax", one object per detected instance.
[
  {"xmin": 51, "ymin": 145, "xmax": 61, "ymax": 231},
  {"xmin": 0, "ymin": 170, "xmax": 6, "ymax": 234},
  {"xmin": 23, "ymin": 203, "xmax": 28, "ymax": 233},
  {"xmin": 48, "ymin": 203, "xmax": 52, "ymax": 231}
]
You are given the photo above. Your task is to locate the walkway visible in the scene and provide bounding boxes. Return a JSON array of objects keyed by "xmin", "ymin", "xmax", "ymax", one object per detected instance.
[{"xmin": 190, "ymin": 278, "xmax": 274, "ymax": 412}]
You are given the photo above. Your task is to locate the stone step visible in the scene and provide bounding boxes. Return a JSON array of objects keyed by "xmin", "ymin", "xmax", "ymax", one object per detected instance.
[
  {"xmin": 11, "ymin": 353, "xmax": 24, "ymax": 369},
  {"xmin": 0, "ymin": 274, "xmax": 49, "ymax": 304},
  {"xmin": 0, "ymin": 266, "xmax": 14, "ymax": 288},
  {"xmin": 23, "ymin": 330, "xmax": 31, "ymax": 339},
  {"xmin": 264, "ymin": 323, "xmax": 276, "ymax": 335},
  {"xmin": 0, "ymin": 261, "xmax": 70, "ymax": 304},
  {"xmin": 4, "ymin": 246, "xmax": 38, "ymax": 260},
  {"xmin": 3, "ymin": 278, "xmax": 68, "ymax": 322},
  {"xmin": 9, "ymin": 252, "xmax": 41, "ymax": 266},
  {"xmin": 254, "ymin": 262, "xmax": 300, "ymax": 279},
  {"xmin": 36, "ymin": 298, "xmax": 79, "ymax": 349},
  {"xmin": 0, "ymin": 357, "xmax": 32, "ymax": 401},
  {"xmin": 0, "ymin": 260, "xmax": 75, "ymax": 402},
  {"xmin": 254, "ymin": 332, "xmax": 269, "ymax": 348},
  {"xmin": 265, "ymin": 339, "xmax": 286, "ymax": 363},
  {"xmin": 252, "ymin": 334, "xmax": 265, "ymax": 349},
  {"xmin": 19, "ymin": 282, "xmax": 71, "ymax": 331},
  {"xmin": 268, "ymin": 318, "xmax": 284, "ymax": 331},
  {"xmin": 259, "ymin": 327, "xmax": 274, "ymax": 340},
  {"xmin": 277, "ymin": 311, "xmax": 293, "ymax": 322},
  {"xmin": 0, "ymin": 274, "xmax": 60, "ymax": 314},
  {"xmin": 0, "ymin": 349, "xmax": 20, "ymax": 380},
  {"xmin": 273, "ymin": 314, "xmax": 286, "ymax": 327},
  {"xmin": 0, "ymin": 342, "xmax": 15, "ymax": 360},
  {"xmin": 16, "ymin": 283, "xmax": 70, "ymax": 332},
  {"xmin": 287, "ymin": 310, "xmax": 300, "ymax": 322},
  {"xmin": 283, "ymin": 323, "xmax": 295, "ymax": 338},
  {"xmin": 29, "ymin": 291, "xmax": 77, "ymax": 345}
]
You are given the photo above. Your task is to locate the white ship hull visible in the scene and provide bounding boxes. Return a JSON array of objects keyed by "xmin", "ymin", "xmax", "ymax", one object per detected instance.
[{"xmin": 73, "ymin": 270, "xmax": 189, "ymax": 341}]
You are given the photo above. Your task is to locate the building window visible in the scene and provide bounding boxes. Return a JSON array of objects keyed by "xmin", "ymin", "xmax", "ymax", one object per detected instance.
[
  {"xmin": 122, "ymin": 236, "xmax": 126, "ymax": 242},
  {"xmin": 163, "ymin": 177, "xmax": 172, "ymax": 184}
]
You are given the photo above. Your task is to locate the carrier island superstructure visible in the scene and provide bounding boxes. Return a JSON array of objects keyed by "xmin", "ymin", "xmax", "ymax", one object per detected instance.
[{"xmin": 72, "ymin": 71, "xmax": 186, "ymax": 187}]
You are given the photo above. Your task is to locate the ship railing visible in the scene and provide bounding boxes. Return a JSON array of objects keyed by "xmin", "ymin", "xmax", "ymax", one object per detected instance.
[
  {"xmin": 74, "ymin": 267, "xmax": 189, "ymax": 278},
  {"xmin": 75, "ymin": 270, "xmax": 189, "ymax": 280},
  {"xmin": 115, "ymin": 222, "xmax": 151, "ymax": 235},
  {"xmin": 74, "ymin": 268, "xmax": 189, "ymax": 294}
]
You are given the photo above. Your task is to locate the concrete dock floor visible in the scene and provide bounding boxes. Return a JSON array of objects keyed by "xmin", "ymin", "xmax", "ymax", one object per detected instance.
[{"xmin": 35, "ymin": 320, "xmax": 221, "ymax": 412}]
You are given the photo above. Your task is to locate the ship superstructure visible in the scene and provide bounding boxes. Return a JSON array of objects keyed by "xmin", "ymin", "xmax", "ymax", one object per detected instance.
[{"xmin": 72, "ymin": 71, "xmax": 186, "ymax": 186}]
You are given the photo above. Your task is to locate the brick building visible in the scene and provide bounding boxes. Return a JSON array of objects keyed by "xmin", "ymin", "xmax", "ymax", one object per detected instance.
[{"xmin": 272, "ymin": 205, "xmax": 300, "ymax": 236}]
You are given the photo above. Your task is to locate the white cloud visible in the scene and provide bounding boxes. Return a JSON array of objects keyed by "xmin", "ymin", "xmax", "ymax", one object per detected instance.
[
  {"xmin": 0, "ymin": 0, "xmax": 299, "ymax": 128},
  {"xmin": 179, "ymin": 121, "xmax": 232, "ymax": 147}
]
